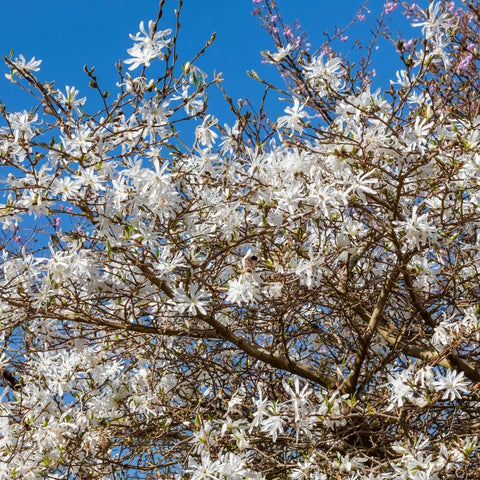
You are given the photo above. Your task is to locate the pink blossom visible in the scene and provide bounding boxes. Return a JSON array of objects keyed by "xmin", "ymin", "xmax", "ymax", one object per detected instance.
[
  {"xmin": 404, "ymin": 39, "xmax": 414, "ymax": 51},
  {"xmin": 384, "ymin": 2, "xmax": 398, "ymax": 14},
  {"xmin": 404, "ymin": 3, "xmax": 417, "ymax": 18},
  {"xmin": 458, "ymin": 54, "xmax": 473, "ymax": 73},
  {"xmin": 396, "ymin": 39, "xmax": 414, "ymax": 53},
  {"xmin": 321, "ymin": 46, "xmax": 331, "ymax": 56}
]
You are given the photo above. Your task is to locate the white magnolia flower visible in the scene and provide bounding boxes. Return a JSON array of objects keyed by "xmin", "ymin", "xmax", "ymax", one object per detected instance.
[
  {"xmin": 124, "ymin": 21, "xmax": 171, "ymax": 70},
  {"xmin": 8, "ymin": 110, "xmax": 38, "ymax": 142},
  {"xmin": 412, "ymin": 2, "xmax": 454, "ymax": 40},
  {"xmin": 386, "ymin": 368, "xmax": 414, "ymax": 410},
  {"xmin": 56, "ymin": 86, "xmax": 86, "ymax": 115},
  {"xmin": 277, "ymin": 98, "xmax": 309, "ymax": 133},
  {"xmin": 433, "ymin": 370, "xmax": 470, "ymax": 401},
  {"xmin": 174, "ymin": 283, "xmax": 208, "ymax": 315},
  {"xmin": 8, "ymin": 54, "xmax": 42, "ymax": 75},
  {"xmin": 195, "ymin": 114, "xmax": 218, "ymax": 147},
  {"xmin": 393, "ymin": 206, "xmax": 437, "ymax": 250},
  {"xmin": 226, "ymin": 275, "xmax": 260, "ymax": 305},
  {"xmin": 303, "ymin": 55, "xmax": 344, "ymax": 94},
  {"xmin": 268, "ymin": 43, "xmax": 294, "ymax": 63}
]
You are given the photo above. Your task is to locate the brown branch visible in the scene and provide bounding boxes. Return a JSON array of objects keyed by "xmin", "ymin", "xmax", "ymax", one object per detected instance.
[
  {"xmin": 403, "ymin": 270, "xmax": 480, "ymax": 383},
  {"xmin": 135, "ymin": 260, "xmax": 336, "ymax": 389},
  {"xmin": 340, "ymin": 265, "xmax": 402, "ymax": 395},
  {"xmin": 196, "ymin": 307, "xmax": 336, "ymax": 389}
]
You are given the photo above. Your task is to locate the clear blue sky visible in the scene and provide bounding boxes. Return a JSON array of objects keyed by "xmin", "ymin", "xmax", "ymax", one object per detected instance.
[{"xmin": 0, "ymin": 0, "xmax": 419, "ymax": 119}]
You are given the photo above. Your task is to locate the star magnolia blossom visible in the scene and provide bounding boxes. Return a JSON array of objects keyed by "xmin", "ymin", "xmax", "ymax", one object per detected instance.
[{"xmin": 0, "ymin": 1, "xmax": 480, "ymax": 479}]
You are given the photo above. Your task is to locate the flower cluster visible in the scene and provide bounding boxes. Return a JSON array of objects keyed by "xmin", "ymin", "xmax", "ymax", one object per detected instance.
[
  {"xmin": 124, "ymin": 20, "xmax": 172, "ymax": 70},
  {"xmin": 0, "ymin": 1, "xmax": 480, "ymax": 479}
]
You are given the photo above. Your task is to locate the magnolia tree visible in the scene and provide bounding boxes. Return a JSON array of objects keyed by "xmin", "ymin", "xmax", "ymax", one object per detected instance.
[{"xmin": 1, "ymin": 0, "xmax": 480, "ymax": 478}]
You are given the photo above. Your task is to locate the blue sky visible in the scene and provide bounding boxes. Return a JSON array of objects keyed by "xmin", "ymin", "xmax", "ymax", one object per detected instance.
[{"xmin": 0, "ymin": 0, "xmax": 421, "ymax": 121}]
